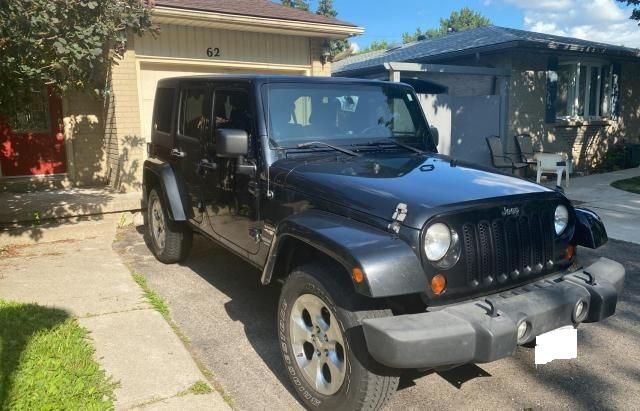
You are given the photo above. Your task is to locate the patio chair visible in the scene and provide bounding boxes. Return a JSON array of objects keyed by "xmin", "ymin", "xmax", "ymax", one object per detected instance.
[
  {"xmin": 535, "ymin": 153, "xmax": 570, "ymax": 187},
  {"xmin": 486, "ymin": 135, "xmax": 528, "ymax": 176},
  {"xmin": 514, "ymin": 133, "xmax": 538, "ymax": 165}
]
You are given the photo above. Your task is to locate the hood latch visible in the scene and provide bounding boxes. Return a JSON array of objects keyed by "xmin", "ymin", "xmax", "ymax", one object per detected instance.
[{"xmin": 388, "ymin": 203, "xmax": 408, "ymax": 234}]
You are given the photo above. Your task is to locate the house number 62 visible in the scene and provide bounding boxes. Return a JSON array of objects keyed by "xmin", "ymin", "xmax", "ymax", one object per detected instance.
[{"xmin": 206, "ymin": 47, "xmax": 221, "ymax": 57}]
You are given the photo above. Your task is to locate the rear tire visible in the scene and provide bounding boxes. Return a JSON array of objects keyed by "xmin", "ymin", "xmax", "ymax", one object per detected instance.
[
  {"xmin": 146, "ymin": 188, "xmax": 192, "ymax": 264},
  {"xmin": 278, "ymin": 263, "xmax": 399, "ymax": 410}
]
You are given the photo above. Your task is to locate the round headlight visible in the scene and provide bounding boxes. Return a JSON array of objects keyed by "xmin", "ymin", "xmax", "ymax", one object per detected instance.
[
  {"xmin": 554, "ymin": 205, "xmax": 569, "ymax": 235},
  {"xmin": 424, "ymin": 223, "xmax": 451, "ymax": 261}
]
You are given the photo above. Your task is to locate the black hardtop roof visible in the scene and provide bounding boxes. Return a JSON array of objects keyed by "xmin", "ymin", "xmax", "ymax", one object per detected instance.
[{"xmin": 156, "ymin": 74, "xmax": 409, "ymax": 88}]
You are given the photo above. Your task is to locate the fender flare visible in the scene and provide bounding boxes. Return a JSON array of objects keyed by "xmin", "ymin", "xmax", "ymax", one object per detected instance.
[
  {"xmin": 573, "ymin": 207, "xmax": 608, "ymax": 249},
  {"xmin": 261, "ymin": 210, "xmax": 427, "ymax": 297},
  {"xmin": 143, "ymin": 158, "xmax": 189, "ymax": 221}
]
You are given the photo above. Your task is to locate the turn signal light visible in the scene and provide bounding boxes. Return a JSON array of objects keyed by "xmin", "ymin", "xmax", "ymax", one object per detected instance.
[
  {"xmin": 565, "ymin": 245, "xmax": 575, "ymax": 260},
  {"xmin": 431, "ymin": 274, "xmax": 447, "ymax": 295},
  {"xmin": 352, "ymin": 268, "xmax": 365, "ymax": 284}
]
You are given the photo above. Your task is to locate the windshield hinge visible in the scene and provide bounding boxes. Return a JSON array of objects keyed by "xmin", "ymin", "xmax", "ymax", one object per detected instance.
[{"xmin": 388, "ymin": 203, "xmax": 408, "ymax": 234}]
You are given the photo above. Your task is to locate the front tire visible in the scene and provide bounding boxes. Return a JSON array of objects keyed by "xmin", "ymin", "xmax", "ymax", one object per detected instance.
[
  {"xmin": 146, "ymin": 188, "xmax": 192, "ymax": 264},
  {"xmin": 278, "ymin": 264, "xmax": 398, "ymax": 410}
]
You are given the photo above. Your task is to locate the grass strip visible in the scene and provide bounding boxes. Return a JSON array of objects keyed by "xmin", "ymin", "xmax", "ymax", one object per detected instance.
[
  {"xmin": 611, "ymin": 176, "xmax": 640, "ymax": 194},
  {"xmin": 132, "ymin": 273, "xmax": 170, "ymax": 318},
  {"xmin": 0, "ymin": 300, "xmax": 116, "ymax": 410}
]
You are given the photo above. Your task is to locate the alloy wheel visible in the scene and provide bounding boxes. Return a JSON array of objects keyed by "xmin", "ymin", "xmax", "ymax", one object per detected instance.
[{"xmin": 289, "ymin": 293, "xmax": 346, "ymax": 396}]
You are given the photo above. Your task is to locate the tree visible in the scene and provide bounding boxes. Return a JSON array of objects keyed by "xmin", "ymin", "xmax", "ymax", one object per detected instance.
[
  {"xmin": 358, "ymin": 40, "xmax": 392, "ymax": 54},
  {"xmin": 617, "ymin": 0, "xmax": 640, "ymax": 23},
  {"xmin": 315, "ymin": 0, "xmax": 347, "ymax": 56},
  {"xmin": 0, "ymin": 0, "xmax": 155, "ymax": 114},
  {"xmin": 316, "ymin": 0, "xmax": 338, "ymax": 18},
  {"xmin": 402, "ymin": 7, "xmax": 491, "ymax": 43},
  {"xmin": 281, "ymin": 0, "xmax": 310, "ymax": 11}
]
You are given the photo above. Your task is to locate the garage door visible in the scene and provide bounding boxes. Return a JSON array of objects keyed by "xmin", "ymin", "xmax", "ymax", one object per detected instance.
[{"xmin": 138, "ymin": 63, "xmax": 305, "ymax": 142}]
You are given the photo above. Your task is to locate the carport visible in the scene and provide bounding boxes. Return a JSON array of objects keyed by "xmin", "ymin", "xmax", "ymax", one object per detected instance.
[{"xmin": 339, "ymin": 61, "xmax": 511, "ymax": 167}]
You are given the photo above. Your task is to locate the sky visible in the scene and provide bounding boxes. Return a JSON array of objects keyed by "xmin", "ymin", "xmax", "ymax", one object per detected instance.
[{"xmin": 324, "ymin": 0, "xmax": 640, "ymax": 50}]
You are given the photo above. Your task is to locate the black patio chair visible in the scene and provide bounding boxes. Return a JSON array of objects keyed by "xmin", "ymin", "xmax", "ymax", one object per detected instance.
[
  {"xmin": 514, "ymin": 133, "xmax": 538, "ymax": 165},
  {"xmin": 486, "ymin": 135, "xmax": 528, "ymax": 176}
]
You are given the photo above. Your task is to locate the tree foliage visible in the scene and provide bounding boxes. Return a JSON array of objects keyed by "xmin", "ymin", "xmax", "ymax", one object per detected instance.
[
  {"xmin": 315, "ymin": 0, "xmax": 347, "ymax": 56},
  {"xmin": 281, "ymin": 0, "xmax": 310, "ymax": 11},
  {"xmin": 617, "ymin": 0, "xmax": 640, "ymax": 23},
  {"xmin": 316, "ymin": 0, "xmax": 338, "ymax": 18},
  {"xmin": 402, "ymin": 7, "xmax": 491, "ymax": 43},
  {"xmin": 0, "ymin": 0, "xmax": 155, "ymax": 113},
  {"xmin": 358, "ymin": 40, "xmax": 392, "ymax": 54}
]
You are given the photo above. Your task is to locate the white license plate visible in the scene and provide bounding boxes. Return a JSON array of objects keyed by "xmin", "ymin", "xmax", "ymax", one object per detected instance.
[{"xmin": 534, "ymin": 325, "xmax": 577, "ymax": 365}]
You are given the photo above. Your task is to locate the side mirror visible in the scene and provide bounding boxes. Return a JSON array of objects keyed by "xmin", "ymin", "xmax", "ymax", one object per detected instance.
[
  {"xmin": 216, "ymin": 128, "xmax": 248, "ymax": 157},
  {"xmin": 429, "ymin": 126, "xmax": 439, "ymax": 148}
]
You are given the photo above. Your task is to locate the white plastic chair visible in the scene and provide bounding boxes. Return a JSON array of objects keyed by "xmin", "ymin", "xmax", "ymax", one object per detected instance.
[{"xmin": 535, "ymin": 153, "xmax": 570, "ymax": 187}]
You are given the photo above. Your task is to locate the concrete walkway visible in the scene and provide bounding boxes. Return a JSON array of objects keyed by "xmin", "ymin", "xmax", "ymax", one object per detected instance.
[
  {"xmin": 563, "ymin": 167, "xmax": 640, "ymax": 244},
  {"xmin": 0, "ymin": 219, "xmax": 229, "ymax": 410}
]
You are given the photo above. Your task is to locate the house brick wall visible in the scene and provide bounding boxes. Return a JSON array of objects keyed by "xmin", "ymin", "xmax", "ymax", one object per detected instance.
[
  {"xmin": 62, "ymin": 91, "xmax": 108, "ymax": 186},
  {"xmin": 505, "ymin": 52, "xmax": 640, "ymax": 172},
  {"xmin": 104, "ymin": 44, "xmax": 144, "ymax": 192}
]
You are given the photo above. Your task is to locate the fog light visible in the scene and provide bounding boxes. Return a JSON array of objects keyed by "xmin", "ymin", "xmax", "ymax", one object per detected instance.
[
  {"xmin": 573, "ymin": 300, "xmax": 587, "ymax": 323},
  {"xmin": 517, "ymin": 321, "xmax": 530, "ymax": 342},
  {"xmin": 430, "ymin": 274, "xmax": 447, "ymax": 295}
]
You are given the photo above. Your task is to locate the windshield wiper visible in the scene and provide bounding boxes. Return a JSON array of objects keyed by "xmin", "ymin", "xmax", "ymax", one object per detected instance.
[
  {"xmin": 353, "ymin": 139, "xmax": 425, "ymax": 154},
  {"xmin": 296, "ymin": 141, "xmax": 360, "ymax": 157}
]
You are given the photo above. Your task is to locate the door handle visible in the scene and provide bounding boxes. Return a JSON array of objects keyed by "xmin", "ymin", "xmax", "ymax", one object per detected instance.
[
  {"xmin": 170, "ymin": 148, "xmax": 186, "ymax": 158},
  {"xmin": 198, "ymin": 159, "xmax": 218, "ymax": 172}
]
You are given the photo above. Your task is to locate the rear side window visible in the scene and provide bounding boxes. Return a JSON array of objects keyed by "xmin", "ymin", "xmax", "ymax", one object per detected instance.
[
  {"xmin": 153, "ymin": 88, "xmax": 174, "ymax": 133},
  {"xmin": 179, "ymin": 88, "xmax": 212, "ymax": 139}
]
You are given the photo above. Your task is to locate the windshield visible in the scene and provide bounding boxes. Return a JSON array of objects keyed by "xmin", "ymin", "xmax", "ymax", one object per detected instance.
[{"xmin": 263, "ymin": 82, "xmax": 432, "ymax": 149}]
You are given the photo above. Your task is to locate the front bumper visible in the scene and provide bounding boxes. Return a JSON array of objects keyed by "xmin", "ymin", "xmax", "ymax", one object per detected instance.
[{"xmin": 363, "ymin": 257, "xmax": 625, "ymax": 369}]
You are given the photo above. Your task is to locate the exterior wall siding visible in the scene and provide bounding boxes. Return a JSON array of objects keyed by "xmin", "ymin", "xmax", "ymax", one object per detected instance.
[{"xmin": 137, "ymin": 24, "xmax": 311, "ymax": 67}]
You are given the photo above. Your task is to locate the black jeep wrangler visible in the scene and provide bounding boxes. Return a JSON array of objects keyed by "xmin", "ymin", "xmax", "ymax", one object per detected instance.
[{"xmin": 143, "ymin": 75, "xmax": 625, "ymax": 410}]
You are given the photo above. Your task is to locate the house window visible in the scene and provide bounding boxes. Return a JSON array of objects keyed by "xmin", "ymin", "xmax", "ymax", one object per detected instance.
[
  {"xmin": 7, "ymin": 89, "xmax": 51, "ymax": 133},
  {"xmin": 555, "ymin": 62, "xmax": 614, "ymax": 120}
]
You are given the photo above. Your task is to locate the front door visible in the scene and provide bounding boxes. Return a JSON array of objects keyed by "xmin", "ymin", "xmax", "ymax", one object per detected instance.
[
  {"xmin": 204, "ymin": 85, "xmax": 261, "ymax": 255},
  {"xmin": 0, "ymin": 89, "xmax": 65, "ymax": 177}
]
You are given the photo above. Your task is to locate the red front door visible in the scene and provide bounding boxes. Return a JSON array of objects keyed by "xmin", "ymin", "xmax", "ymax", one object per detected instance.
[{"xmin": 0, "ymin": 89, "xmax": 66, "ymax": 177}]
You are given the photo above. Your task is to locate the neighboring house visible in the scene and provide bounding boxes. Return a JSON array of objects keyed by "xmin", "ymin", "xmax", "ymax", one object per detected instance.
[
  {"xmin": 0, "ymin": 0, "xmax": 361, "ymax": 191},
  {"xmin": 333, "ymin": 26, "xmax": 640, "ymax": 171}
]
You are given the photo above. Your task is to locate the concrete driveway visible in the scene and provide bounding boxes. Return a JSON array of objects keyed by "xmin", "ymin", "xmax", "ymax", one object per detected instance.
[
  {"xmin": 564, "ymin": 167, "xmax": 640, "ymax": 244},
  {"xmin": 115, "ymin": 227, "xmax": 640, "ymax": 410}
]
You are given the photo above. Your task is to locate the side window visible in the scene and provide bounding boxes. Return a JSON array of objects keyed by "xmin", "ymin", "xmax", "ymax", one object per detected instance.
[
  {"xmin": 179, "ymin": 88, "xmax": 211, "ymax": 139},
  {"xmin": 153, "ymin": 88, "xmax": 174, "ymax": 134},
  {"xmin": 392, "ymin": 96, "xmax": 416, "ymax": 134},
  {"xmin": 213, "ymin": 89, "xmax": 251, "ymax": 133}
]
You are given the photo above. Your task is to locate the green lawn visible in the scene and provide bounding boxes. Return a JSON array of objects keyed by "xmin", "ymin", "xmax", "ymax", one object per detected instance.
[
  {"xmin": 611, "ymin": 176, "xmax": 640, "ymax": 194},
  {"xmin": 0, "ymin": 300, "xmax": 116, "ymax": 410}
]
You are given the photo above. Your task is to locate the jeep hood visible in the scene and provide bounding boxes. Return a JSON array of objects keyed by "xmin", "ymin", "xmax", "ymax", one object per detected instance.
[{"xmin": 271, "ymin": 153, "xmax": 552, "ymax": 229}]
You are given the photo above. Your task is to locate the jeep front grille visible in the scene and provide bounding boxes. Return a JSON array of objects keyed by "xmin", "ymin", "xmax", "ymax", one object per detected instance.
[{"xmin": 461, "ymin": 212, "xmax": 555, "ymax": 288}]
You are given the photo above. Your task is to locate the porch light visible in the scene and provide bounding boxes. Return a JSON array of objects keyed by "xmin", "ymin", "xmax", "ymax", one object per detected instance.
[{"xmin": 320, "ymin": 40, "xmax": 332, "ymax": 66}]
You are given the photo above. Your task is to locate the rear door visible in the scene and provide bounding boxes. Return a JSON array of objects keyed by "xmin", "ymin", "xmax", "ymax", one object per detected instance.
[{"xmin": 174, "ymin": 83, "xmax": 213, "ymax": 224}]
